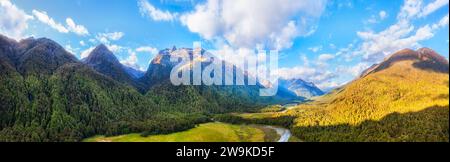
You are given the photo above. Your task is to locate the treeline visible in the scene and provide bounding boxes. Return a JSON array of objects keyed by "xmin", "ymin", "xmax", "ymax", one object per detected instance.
[
  {"xmin": 140, "ymin": 113, "xmax": 212, "ymax": 137},
  {"xmin": 290, "ymin": 106, "xmax": 449, "ymax": 142},
  {"xmin": 214, "ymin": 114, "xmax": 295, "ymax": 128}
]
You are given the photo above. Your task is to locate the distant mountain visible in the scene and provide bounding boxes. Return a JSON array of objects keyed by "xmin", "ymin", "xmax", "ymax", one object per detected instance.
[
  {"xmin": 122, "ymin": 65, "xmax": 145, "ymax": 79},
  {"xmin": 140, "ymin": 47, "xmax": 180, "ymax": 88},
  {"xmin": 289, "ymin": 48, "xmax": 449, "ymax": 142},
  {"xmin": 279, "ymin": 78, "xmax": 324, "ymax": 98},
  {"xmin": 140, "ymin": 47, "xmax": 301, "ymax": 109},
  {"xmin": 83, "ymin": 44, "xmax": 145, "ymax": 90}
]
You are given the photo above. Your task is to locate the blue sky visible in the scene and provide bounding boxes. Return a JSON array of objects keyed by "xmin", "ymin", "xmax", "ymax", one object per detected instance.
[{"xmin": 1, "ymin": 0, "xmax": 449, "ymax": 91}]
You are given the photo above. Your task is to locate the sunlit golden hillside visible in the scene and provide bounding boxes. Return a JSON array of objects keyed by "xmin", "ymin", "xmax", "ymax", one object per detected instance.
[{"xmin": 285, "ymin": 48, "xmax": 449, "ymax": 142}]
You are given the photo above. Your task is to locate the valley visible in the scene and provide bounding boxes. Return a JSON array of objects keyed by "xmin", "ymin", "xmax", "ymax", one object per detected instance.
[{"xmin": 0, "ymin": 34, "xmax": 448, "ymax": 142}]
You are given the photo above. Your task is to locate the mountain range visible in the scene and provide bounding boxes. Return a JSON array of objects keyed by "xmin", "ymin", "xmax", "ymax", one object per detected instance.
[
  {"xmin": 279, "ymin": 79, "xmax": 324, "ymax": 98},
  {"xmin": 0, "ymin": 34, "xmax": 312, "ymax": 141},
  {"xmin": 2, "ymin": 33, "xmax": 447, "ymax": 142}
]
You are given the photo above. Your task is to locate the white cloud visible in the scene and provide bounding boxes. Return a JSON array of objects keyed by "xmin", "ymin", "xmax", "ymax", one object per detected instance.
[
  {"xmin": 64, "ymin": 44, "xmax": 78, "ymax": 55},
  {"xmin": 355, "ymin": 0, "xmax": 449, "ymax": 62},
  {"xmin": 180, "ymin": 0, "xmax": 327, "ymax": 50},
  {"xmin": 397, "ymin": 0, "xmax": 448, "ymax": 19},
  {"xmin": 80, "ymin": 46, "xmax": 95, "ymax": 59},
  {"xmin": 365, "ymin": 11, "xmax": 388, "ymax": 24},
  {"xmin": 276, "ymin": 65, "xmax": 337, "ymax": 90},
  {"xmin": 138, "ymin": 0, "xmax": 177, "ymax": 21},
  {"xmin": 316, "ymin": 81, "xmax": 344, "ymax": 92},
  {"xmin": 379, "ymin": 10, "xmax": 387, "ymax": 20},
  {"xmin": 433, "ymin": 13, "xmax": 449, "ymax": 29},
  {"xmin": 398, "ymin": 0, "xmax": 423, "ymax": 20},
  {"xmin": 0, "ymin": 0, "xmax": 33, "ymax": 39},
  {"xmin": 136, "ymin": 46, "xmax": 158, "ymax": 54},
  {"xmin": 342, "ymin": 62, "xmax": 370, "ymax": 77},
  {"xmin": 318, "ymin": 54, "xmax": 335, "ymax": 62},
  {"xmin": 32, "ymin": 10, "xmax": 68, "ymax": 33},
  {"xmin": 420, "ymin": 0, "xmax": 449, "ymax": 17},
  {"xmin": 300, "ymin": 54, "xmax": 310, "ymax": 66},
  {"xmin": 106, "ymin": 44, "xmax": 125, "ymax": 53},
  {"xmin": 269, "ymin": 0, "xmax": 448, "ymax": 91},
  {"xmin": 121, "ymin": 49, "xmax": 145, "ymax": 71},
  {"xmin": 121, "ymin": 50, "xmax": 138, "ymax": 65},
  {"xmin": 66, "ymin": 18, "xmax": 89, "ymax": 36},
  {"xmin": 79, "ymin": 40, "xmax": 86, "ymax": 46},
  {"xmin": 308, "ymin": 45, "xmax": 323, "ymax": 53},
  {"xmin": 32, "ymin": 10, "xmax": 89, "ymax": 36},
  {"xmin": 96, "ymin": 32, "xmax": 124, "ymax": 44},
  {"xmin": 88, "ymin": 38, "xmax": 96, "ymax": 43}
]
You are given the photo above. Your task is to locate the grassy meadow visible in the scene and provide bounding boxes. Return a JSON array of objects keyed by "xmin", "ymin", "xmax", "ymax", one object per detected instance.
[{"xmin": 83, "ymin": 122, "xmax": 281, "ymax": 142}]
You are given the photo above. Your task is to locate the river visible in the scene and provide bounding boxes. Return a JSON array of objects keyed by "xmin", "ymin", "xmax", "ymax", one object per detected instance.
[
  {"xmin": 265, "ymin": 126, "xmax": 292, "ymax": 142},
  {"xmin": 267, "ymin": 103, "xmax": 299, "ymax": 142}
]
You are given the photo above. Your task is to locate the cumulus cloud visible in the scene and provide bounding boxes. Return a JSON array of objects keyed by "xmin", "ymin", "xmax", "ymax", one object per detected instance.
[
  {"xmin": 318, "ymin": 54, "xmax": 335, "ymax": 62},
  {"xmin": 80, "ymin": 46, "xmax": 95, "ymax": 59},
  {"xmin": 355, "ymin": 0, "xmax": 449, "ymax": 62},
  {"xmin": 136, "ymin": 46, "xmax": 158, "ymax": 55},
  {"xmin": 397, "ymin": 0, "xmax": 423, "ymax": 20},
  {"xmin": 0, "ymin": 0, "xmax": 33, "ymax": 39},
  {"xmin": 32, "ymin": 10, "xmax": 89, "ymax": 36},
  {"xmin": 420, "ymin": 0, "xmax": 449, "ymax": 17},
  {"xmin": 106, "ymin": 44, "xmax": 125, "ymax": 53},
  {"xmin": 94, "ymin": 32, "xmax": 126, "ymax": 54},
  {"xmin": 180, "ymin": 0, "xmax": 327, "ymax": 50},
  {"xmin": 121, "ymin": 50, "xmax": 138, "ymax": 66},
  {"xmin": 138, "ymin": 0, "xmax": 177, "ymax": 21},
  {"xmin": 340, "ymin": 62, "xmax": 370, "ymax": 77},
  {"xmin": 32, "ymin": 10, "xmax": 68, "ymax": 33},
  {"xmin": 121, "ymin": 49, "xmax": 146, "ymax": 71},
  {"xmin": 66, "ymin": 18, "xmax": 89, "ymax": 36},
  {"xmin": 433, "ymin": 13, "xmax": 449, "ymax": 29},
  {"xmin": 177, "ymin": 0, "xmax": 328, "ymax": 89},
  {"xmin": 96, "ymin": 32, "xmax": 124, "ymax": 44},
  {"xmin": 316, "ymin": 0, "xmax": 450, "ymax": 89},
  {"xmin": 397, "ymin": 0, "xmax": 448, "ymax": 20},
  {"xmin": 64, "ymin": 44, "xmax": 78, "ymax": 55}
]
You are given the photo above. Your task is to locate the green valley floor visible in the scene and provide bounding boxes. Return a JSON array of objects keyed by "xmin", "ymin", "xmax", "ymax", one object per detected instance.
[{"xmin": 83, "ymin": 122, "xmax": 297, "ymax": 142}]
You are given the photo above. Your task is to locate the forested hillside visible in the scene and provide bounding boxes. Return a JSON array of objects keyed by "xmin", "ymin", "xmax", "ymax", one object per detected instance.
[
  {"xmin": 284, "ymin": 48, "xmax": 449, "ymax": 142},
  {"xmin": 0, "ymin": 35, "xmax": 280, "ymax": 141}
]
